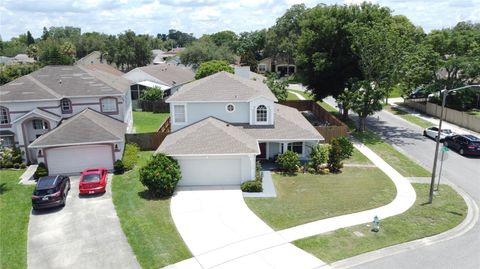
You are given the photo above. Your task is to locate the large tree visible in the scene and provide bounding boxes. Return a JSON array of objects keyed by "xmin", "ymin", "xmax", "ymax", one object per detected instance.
[
  {"xmin": 180, "ymin": 38, "xmax": 235, "ymax": 68},
  {"xmin": 195, "ymin": 60, "xmax": 234, "ymax": 79}
]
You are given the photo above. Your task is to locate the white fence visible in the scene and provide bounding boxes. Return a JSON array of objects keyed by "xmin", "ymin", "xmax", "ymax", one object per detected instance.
[{"xmin": 404, "ymin": 100, "xmax": 480, "ymax": 133}]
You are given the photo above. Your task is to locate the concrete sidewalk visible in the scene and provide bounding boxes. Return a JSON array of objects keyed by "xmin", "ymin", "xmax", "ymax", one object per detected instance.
[
  {"xmin": 389, "ymin": 98, "xmax": 480, "ymax": 136},
  {"xmin": 278, "ymin": 141, "xmax": 416, "ymax": 242}
]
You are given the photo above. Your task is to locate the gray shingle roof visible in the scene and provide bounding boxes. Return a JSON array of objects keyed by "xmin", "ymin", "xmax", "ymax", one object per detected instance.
[
  {"xmin": 135, "ymin": 63, "xmax": 194, "ymax": 87},
  {"xmin": 237, "ymin": 104, "xmax": 323, "ymax": 141},
  {"xmin": 157, "ymin": 117, "xmax": 259, "ymax": 155},
  {"xmin": 166, "ymin": 71, "xmax": 277, "ymax": 102},
  {"xmin": 0, "ymin": 65, "xmax": 129, "ymax": 102},
  {"xmin": 29, "ymin": 109, "xmax": 126, "ymax": 148}
]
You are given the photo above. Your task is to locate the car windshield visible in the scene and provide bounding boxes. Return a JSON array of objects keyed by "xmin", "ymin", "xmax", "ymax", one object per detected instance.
[
  {"xmin": 36, "ymin": 177, "xmax": 56, "ymax": 189},
  {"xmin": 441, "ymin": 129, "xmax": 452, "ymax": 134},
  {"xmin": 82, "ymin": 174, "xmax": 100, "ymax": 182},
  {"xmin": 34, "ymin": 188, "xmax": 56, "ymax": 196}
]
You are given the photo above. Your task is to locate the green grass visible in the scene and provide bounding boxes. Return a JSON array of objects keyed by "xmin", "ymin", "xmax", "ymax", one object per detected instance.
[
  {"xmin": 287, "ymin": 91, "xmax": 299, "ymax": 100},
  {"xmin": 133, "ymin": 111, "xmax": 169, "ymax": 133},
  {"xmin": 467, "ymin": 109, "xmax": 480, "ymax": 118},
  {"xmin": 294, "ymin": 183, "xmax": 467, "ymax": 263},
  {"xmin": 387, "ymin": 86, "xmax": 403, "ymax": 98},
  {"xmin": 289, "ymin": 89, "xmax": 313, "ymax": 100},
  {"xmin": 245, "ymin": 167, "xmax": 396, "ymax": 230},
  {"xmin": 0, "ymin": 169, "xmax": 34, "ymax": 269},
  {"xmin": 384, "ymin": 105, "xmax": 433, "ymax": 129},
  {"xmin": 353, "ymin": 131, "xmax": 431, "ymax": 177},
  {"xmin": 345, "ymin": 148, "xmax": 373, "ymax": 165},
  {"xmin": 112, "ymin": 151, "xmax": 191, "ymax": 269}
]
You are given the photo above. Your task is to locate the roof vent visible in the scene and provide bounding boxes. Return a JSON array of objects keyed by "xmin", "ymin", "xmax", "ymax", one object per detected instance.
[
  {"xmin": 226, "ymin": 123, "xmax": 230, "ymax": 127},
  {"xmin": 58, "ymin": 79, "xmax": 62, "ymax": 84}
]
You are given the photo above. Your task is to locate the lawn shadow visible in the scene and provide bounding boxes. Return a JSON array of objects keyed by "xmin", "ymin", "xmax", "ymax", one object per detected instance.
[
  {"xmin": 0, "ymin": 182, "xmax": 8, "ymax": 195},
  {"xmin": 31, "ymin": 206, "xmax": 64, "ymax": 215},
  {"xmin": 78, "ymin": 192, "xmax": 106, "ymax": 199},
  {"xmin": 447, "ymin": 211, "xmax": 464, "ymax": 216},
  {"xmin": 138, "ymin": 189, "xmax": 170, "ymax": 201}
]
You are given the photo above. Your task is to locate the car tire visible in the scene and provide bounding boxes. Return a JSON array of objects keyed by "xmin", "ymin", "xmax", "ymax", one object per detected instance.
[
  {"xmin": 444, "ymin": 141, "xmax": 449, "ymax": 147},
  {"xmin": 460, "ymin": 148, "xmax": 465, "ymax": 155},
  {"xmin": 423, "ymin": 131, "xmax": 427, "ymax": 136}
]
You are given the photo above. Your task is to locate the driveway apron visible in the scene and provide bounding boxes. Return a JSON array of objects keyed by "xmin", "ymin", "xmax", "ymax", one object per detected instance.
[
  {"xmin": 27, "ymin": 175, "xmax": 140, "ymax": 269},
  {"xmin": 170, "ymin": 186, "xmax": 325, "ymax": 269}
]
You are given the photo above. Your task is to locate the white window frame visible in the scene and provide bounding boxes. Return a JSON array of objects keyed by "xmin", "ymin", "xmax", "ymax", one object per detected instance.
[
  {"xmin": 0, "ymin": 136, "xmax": 14, "ymax": 148},
  {"xmin": 258, "ymin": 64, "xmax": 266, "ymax": 72},
  {"xmin": 60, "ymin": 98, "xmax": 72, "ymax": 114},
  {"xmin": 33, "ymin": 119, "xmax": 48, "ymax": 130},
  {"xmin": 0, "ymin": 107, "xmax": 10, "ymax": 125},
  {"xmin": 100, "ymin": 97, "xmax": 118, "ymax": 113},
  {"xmin": 287, "ymin": 142, "xmax": 304, "ymax": 155},
  {"xmin": 226, "ymin": 103, "xmax": 235, "ymax": 113},
  {"xmin": 173, "ymin": 104, "xmax": 187, "ymax": 124},
  {"xmin": 256, "ymin": 105, "xmax": 268, "ymax": 123}
]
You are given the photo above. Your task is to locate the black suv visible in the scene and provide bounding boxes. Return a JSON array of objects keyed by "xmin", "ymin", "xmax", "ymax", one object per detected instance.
[
  {"xmin": 32, "ymin": 175, "xmax": 71, "ymax": 210},
  {"xmin": 444, "ymin": 135, "xmax": 480, "ymax": 156}
]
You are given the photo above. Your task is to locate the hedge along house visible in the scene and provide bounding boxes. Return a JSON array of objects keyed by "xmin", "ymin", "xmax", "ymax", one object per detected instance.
[
  {"xmin": 0, "ymin": 64, "xmax": 133, "ymax": 174},
  {"xmin": 156, "ymin": 71, "xmax": 323, "ymax": 186}
]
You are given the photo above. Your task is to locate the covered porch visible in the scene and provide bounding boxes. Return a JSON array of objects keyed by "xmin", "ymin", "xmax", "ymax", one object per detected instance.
[{"xmin": 256, "ymin": 140, "xmax": 318, "ymax": 161}]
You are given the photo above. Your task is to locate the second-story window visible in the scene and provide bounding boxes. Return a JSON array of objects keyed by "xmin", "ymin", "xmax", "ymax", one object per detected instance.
[
  {"xmin": 33, "ymin": 119, "xmax": 48, "ymax": 130},
  {"xmin": 0, "ymin": 107, "xmax": 10, "ymax": 125},
  {"xmin": 60, "ymin": 98, "xmax": 72, "ymax": 114},
  {"xmin": 256, "ymin": 105, "xmax": 267, "ymax": 122},
  {"xmin": 101, "ymin": 97, "xmax": 118, "ymax": 113},
  {"xmin": 173, "ymin": 105, "xmax": 186, "ymax": 123}
]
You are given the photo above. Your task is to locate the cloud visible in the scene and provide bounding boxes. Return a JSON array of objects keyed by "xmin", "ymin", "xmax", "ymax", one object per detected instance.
[{"xmin": 1, "ymin": 0, "xmax": 479, "ymax": 40}]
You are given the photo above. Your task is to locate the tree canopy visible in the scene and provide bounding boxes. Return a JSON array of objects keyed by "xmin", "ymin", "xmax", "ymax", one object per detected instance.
[{"xmin": 194, "ymin": 60, "xmax": 234, "ymax": 79}]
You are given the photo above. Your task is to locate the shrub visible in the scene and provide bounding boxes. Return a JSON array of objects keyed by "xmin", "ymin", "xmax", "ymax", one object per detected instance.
[
  {"xmin": 140, "ymin": 86, "xmax": 163, "ymax": 101},
  {"xmin": 5, "ymin": 161, "xmax": 13, "ymax": 168},
  {"xmin": 13, "ymin": 163, "xmax": 20, "ymax": 169},
  {"xmin": 306, "ymin": 167, "xmax": 316, "ymax": 174},
  {"xmin": 276, "ymin": 150, "xmax": 301, "ymax": 174},
  {"xmin": 34, "ymin": 162, "xmax": 48, "ymax": 179},
  {"xmin": 20, "ymin": 163, "xmax": 27, "ymax": 169},
  {"xmin": 123, "ymin": 143, "xmax": 140, "ymax": 171},
  {"xmin": 241, "ymin": 180, "xmax": 263, "ymax": 192},
  {"xmin": 327, "ymin": 137, "xmax": 353, "ymax": 173},
  {"xmin": 310, "ymin": 144, "xmax": 330, "ymax": 168},
  {"xmin": 113, "ymin": 160, "xmax": 125, "ymax": 175},
  {"xmin": 11, "ymin": 146, "xmax": 23, "ymax": 164},
  {"xmin": 139, "ymin": 154, "xmax": 181, "ymax": 197},
  {"xmin": 255, "ymin": 161, "xmax": 262, "ymax": 181}
]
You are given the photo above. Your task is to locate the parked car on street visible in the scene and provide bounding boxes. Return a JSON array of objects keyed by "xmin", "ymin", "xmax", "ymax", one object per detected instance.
[
  {"xmin": 79, "ymin": 167, "xmax": 108, "ymax": 195},
  {"xmin": 32, "ymin": 175, "xmax": 70, "ymax": 210},
  {"xmin": 423, "ymin": 127, "xmax": 454, "ymax": 142},
  {"xmin": 408, "ymin": 88, "xmax": 428, "ymax": 99},
  {"xmin": 444, "ymin": 135, "xmax": 480, "ymax": 156}
]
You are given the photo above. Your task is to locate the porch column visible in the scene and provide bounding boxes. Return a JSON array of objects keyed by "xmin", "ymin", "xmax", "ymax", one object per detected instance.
[{"xmin": 250, "ymin": 155, "xmax": 256, "ymax": 180}]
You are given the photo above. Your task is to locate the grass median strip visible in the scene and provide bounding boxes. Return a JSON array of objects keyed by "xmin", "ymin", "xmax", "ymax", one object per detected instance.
[
  {"xmin": 0, "ymin": 169, "xmax": 34, "ymax": 269},
  {"xmin": 383, "ymin": 105, "xmax": 432, "ymax": 129},
  {"xmin": 294, "ymin": 183, "xmax": 467, "ymax": 264},
  {"xmin": 112, "ymin": 151, "xmax": 191, "ymax": 269},
  {"xmin": 133, "ymin": 111, "xmax": 169, "ymax": 133},
  {"xmin": 245, "ymin": 167, "xmax": 395, "ymax": 230}
]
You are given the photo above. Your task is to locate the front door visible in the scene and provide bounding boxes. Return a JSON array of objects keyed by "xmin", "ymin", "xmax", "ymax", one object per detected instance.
[{"xmin": 258, "ymin": 143, "xmax": 266, "ymax": 159}]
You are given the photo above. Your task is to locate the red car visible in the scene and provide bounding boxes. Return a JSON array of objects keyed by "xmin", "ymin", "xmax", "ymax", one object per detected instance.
[{"xmin": 79, "ymin": 168, "xmax": 108, "ymax": 195}]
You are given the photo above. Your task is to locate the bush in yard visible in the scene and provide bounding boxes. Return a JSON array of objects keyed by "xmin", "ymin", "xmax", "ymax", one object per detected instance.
[
  {"xmin": 310, "ymin": 144, "xmax": 330, "ymax": 171},
  {"xmin": 20, "ymin": 163, "xmax": 26, "ymax": 169},
  {"xmin": 123, "ymin": 143, "xmax": 140, "ymax": 171},
  {"xmin": 241, "ymin": 180, "xmax": 263, "ymax": 192},
  {"xmin": 34, "ymin": 162, "xmax": 48, "ymax": 179},
  {"xmin": 113, "ymin": 160, "xmax": 125, "ymax": 175},
  {"xmin": 139, "ymin": 86, "xmax": 163, "ymax": 101},
  {"xmin": 328, "ymin": 137, "xmax": 354, "ymax": 173},
  {"xmin": 256, "ymin": 161, "xmax": 262, "ymax": 181},
  {"xmin": 276, "ymin": 150, "xmax": 301, "ymax": 174},
  {"xmin": 139, "ymin": 154, "xmax": 181, "ymax": 197}
]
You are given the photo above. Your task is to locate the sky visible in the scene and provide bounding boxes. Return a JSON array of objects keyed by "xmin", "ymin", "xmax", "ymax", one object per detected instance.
[{"xmin": 1, "ymin": 0, "xmax": 479, "ymax": 40}]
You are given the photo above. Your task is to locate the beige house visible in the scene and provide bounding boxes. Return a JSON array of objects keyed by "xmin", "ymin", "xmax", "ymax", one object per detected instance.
[{"xmin": 258, "ymin": 55, "xmax": 296, "ymax": 76}]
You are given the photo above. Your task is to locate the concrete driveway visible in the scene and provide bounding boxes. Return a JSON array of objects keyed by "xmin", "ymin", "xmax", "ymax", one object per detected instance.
[
  {"xmin": 27, "ymin": 175, "xmax": 140, "ymax": 269},
  {"xmin": 170, "ymin": 186, "xmax": 325, "ymax": 269}
]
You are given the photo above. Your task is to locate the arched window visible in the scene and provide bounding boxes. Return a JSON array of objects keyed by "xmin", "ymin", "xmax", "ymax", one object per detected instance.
[
  {"xmin": 256, "ymin": 105, "xmax": 267, "ymax": 122},
  {"xmin": 60, "ymin": 98, "xmax": 72, "ymax": 114},
  {"xmin": 0, "ymin": 106, "xmax": 10, "ymax": 126},
  {"xmin": 100, "ymin": 97, "xmax": 118, "ymax": 114}
]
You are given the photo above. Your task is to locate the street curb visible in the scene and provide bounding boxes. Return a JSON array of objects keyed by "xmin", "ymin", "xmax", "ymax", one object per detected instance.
[{"xmin": 324, "ymin": 182, "xmax": 479, "ymax": 269}]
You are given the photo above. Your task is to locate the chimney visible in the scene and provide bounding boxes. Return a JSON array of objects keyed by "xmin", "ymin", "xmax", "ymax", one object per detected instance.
[{"xmin": 234, "ymin": 66, "xmax": 250, "ymax": 79}]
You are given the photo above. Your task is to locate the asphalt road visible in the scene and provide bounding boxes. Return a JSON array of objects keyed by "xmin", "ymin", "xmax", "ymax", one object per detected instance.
[{"xmin": 325, "ymin": 97, "xmax": 480, "ymax": 269}]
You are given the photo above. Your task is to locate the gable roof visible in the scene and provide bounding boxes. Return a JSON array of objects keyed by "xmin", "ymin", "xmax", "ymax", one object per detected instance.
[
  {"xmin": 12, "ymin": 108, "xmax": 62, "ymax": 124},
  {"xmin": 0, "ymin": 65, "xmax": 129, "ymax": 103},
  {"xmin": 29, "ymin": 108, "xmax": 126, "ymax": 148},
  {"xmin": 167, "ymin": 71, "xmax": 277, "ymax": 103},
  {"xmin": 157, "ymin": 117, "xmax": 259, "ymax": 156},
  {"xmin": 131, "ymin": 63, "xmax": 194, "ymax": 87}
]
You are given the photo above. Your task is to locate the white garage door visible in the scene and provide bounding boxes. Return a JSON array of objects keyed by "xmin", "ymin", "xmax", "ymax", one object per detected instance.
[
  {"xmin": 46, "ymin": 145, "xmax": 113, "ymax": 175},
  {"xmin": 177, "ymin": 158, "xmax": 242, "ymax": 186}
]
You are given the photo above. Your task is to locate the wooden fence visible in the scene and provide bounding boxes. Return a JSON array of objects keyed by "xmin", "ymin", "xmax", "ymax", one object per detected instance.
[
  {"xmin": 125, "ymin": 117, "xmax": 171, "ymax": 150},
  {"xmin": 140, "ymin": 100, "xmax": 170, "ymax": 113},
  {"xmin": 281, "ymin": 100, "xmax": 349, "ymax": 142}
]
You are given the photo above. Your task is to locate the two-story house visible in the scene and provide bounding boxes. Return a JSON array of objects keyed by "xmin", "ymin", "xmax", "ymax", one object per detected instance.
[
  {"xmin": 156, "ymin": 71, "xmax": 323, "ymax": 186},
  {"xmin": 0, "ymin": 64, "xmax": 132, "ymax": 174}
]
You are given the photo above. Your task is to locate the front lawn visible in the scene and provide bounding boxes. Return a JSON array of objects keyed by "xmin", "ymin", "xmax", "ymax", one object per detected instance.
[
  {"xmin": 294, "ymin": 183, "xmax": 467, "ymax": 263},
  {"xmin": 112, "ymin": 151, "xmax": 191, "ymax": 269},
  {"xmin": 287, "ymin": 91, "xmax": 299, "ymax": 100},
  {"xmin": 0, "ymin": 169, "xmax": 34, "ymax": 269},
  {"xmin": 133, "ymin": 111, "xmax": 169, "ymax": 133},
  {"xmin": 245, "ymin": 167, "xmax": 396, "ymax": 230}
]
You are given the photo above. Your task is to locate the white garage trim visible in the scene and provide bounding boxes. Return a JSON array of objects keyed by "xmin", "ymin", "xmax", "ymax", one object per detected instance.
[
  {"xmin": 174, "ymin": 155, "xmax": 254, "ymax": 186},
  {"xmin": 45, "ymin": 144, "xmax": 115, "ymax": 175}
]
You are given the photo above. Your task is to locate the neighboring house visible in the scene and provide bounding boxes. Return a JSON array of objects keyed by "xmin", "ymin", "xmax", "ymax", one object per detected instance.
[
  {"xmin": 13, "ymin": 54, "xmax": 36, "ymax": 64},
  {"xmin": 0, "ymin": 64, "xmax": 133, "ymax": 174},
  {"xmin": 0, "ymin": 56, "xmax": 14, "ymax": 65},
  {"xmin": 152, "ymin": 49, "xmax": 165, "ymax": 65},
  {"xmin": 123, "ymin": 63, "xmax": 195, "ymax": 102},
  {"xmin": 258, "ymin": 55, "xmax": 296, "ymax": 77},
  {"xmin": 156, "ymin": 71, "xmax": 323, "ymax": 186},
  {"xmin": 76, "ymin": 51, "xmax": 106, "ymax": 65}
]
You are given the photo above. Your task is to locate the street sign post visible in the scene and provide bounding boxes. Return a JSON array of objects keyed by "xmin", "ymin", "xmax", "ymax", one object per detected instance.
[{"xmin": 436, "ymin": 146, "xmax": 449, "ymax": 190}]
